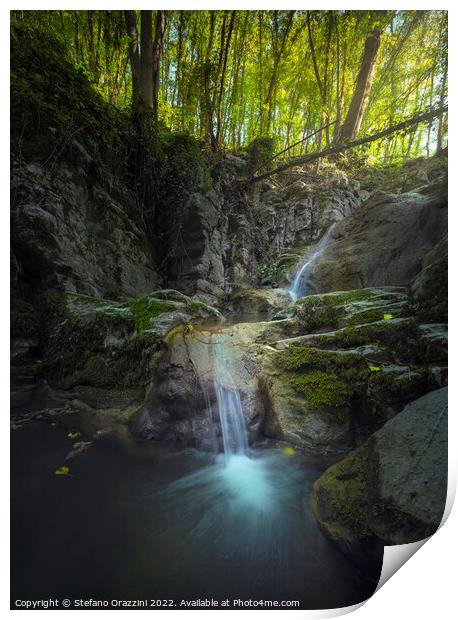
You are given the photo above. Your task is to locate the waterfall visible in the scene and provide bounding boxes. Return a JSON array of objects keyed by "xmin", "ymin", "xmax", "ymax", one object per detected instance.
[
  {"xmin": 211, "ymin": 333, "xmax": 249, "ymax": 461},
  {"xmin": 289, "ymin": 222, "xmax": 337, "ymax": 301}
]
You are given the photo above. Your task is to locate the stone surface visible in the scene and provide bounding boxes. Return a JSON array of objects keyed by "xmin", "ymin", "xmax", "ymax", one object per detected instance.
[
  {"xmin": 227, "ymin": 168, "xmax": 364, "ymax": 288},
  {"xmin": 309, "ymin": 178, "xmax": 447, "ymax": 293},
  {"xmin": 311, "ymin": 387, "xmax": 448, "ymax": 566},
  {"xmin": 11, "ymin": 159, "xmax": 158, "ymax": 299},
  {"xmin": 167, "ymin": 190, "xmax": 227, "ymax": 305},
  {"xmin": 129, "ymin": 285, "xmax": 447, "ymax": 455}
]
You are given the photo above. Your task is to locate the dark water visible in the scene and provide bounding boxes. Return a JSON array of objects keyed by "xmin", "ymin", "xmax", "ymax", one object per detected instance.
[{"xmin": 11, "ymin": 422, "xmax": 380, "ymax": 610}]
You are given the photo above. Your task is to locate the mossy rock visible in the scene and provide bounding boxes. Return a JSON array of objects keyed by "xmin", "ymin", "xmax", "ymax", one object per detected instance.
[
  {"xmin": 289, "ymin": 288, "xmax": 407, "ymax": 334},
  {"xmin": 409, "ymin": 236, "xmax": 447, "ymax": 323},
  {"xmin": 311, "ymin": 388, "xmax": 447, "ymax": 571},
  {"xmin": 44, "ymin": 290, "xmax": 221, "ymax": 389}
]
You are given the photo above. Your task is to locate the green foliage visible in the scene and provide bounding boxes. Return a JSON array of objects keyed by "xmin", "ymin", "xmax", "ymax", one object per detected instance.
[
  {"xmin": 10, "ymin": 21, "xmax": 132, "ymax": 168},
  {"xmin": 11, "ymin": 9, "xmax": 448, "ymax": 160}
]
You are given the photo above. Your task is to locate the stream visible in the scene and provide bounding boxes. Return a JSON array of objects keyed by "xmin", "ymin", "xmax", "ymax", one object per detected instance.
[
  {"xmin": 11, "ymin": 272, "xmax": 379, "ymax": 609},
  {"xmin": 11, "ymin": 423, "xmax": 377, "ymax": 608}
]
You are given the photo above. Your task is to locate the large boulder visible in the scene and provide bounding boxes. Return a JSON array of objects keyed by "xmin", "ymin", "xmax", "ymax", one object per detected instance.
[
  {"xmin": 308, "ymin": 178, "xmax": 447, "ymax": 292},
  {"xmin": 131, "ymin": 320, "xmax": 266, "ymax": 449},
  {"xmin": 311, "ymin": 387, "xmax": 448, "ymax": 567},
  {"xmin": 409, "ymin": 234, "xmax": 447, "ymax": 323}
]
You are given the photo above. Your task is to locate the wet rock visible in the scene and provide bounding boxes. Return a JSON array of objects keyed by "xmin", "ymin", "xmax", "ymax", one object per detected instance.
[
  {"xmin": 311, "ymin": 388, "xmax": 447, "ymax": 566},
  {"xmin": 309, "ymin": 178, "xmax": 447, "ymax": 293}
]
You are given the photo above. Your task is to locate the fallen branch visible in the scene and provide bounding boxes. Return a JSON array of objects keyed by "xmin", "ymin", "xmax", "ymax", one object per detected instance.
[
  {"xmin": 251, "ymin": 120, "xmax": 337, "ymax": 175},
  {"xmin": 250, "ymin": 105, "xmax": 448, "ymax": 183}
]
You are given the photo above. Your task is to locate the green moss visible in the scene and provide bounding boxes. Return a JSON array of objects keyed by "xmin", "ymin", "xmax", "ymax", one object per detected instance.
[
  {"xmin": 128, "ymin": 295, "xmax": 175, "ymax": 335},
  {"xmin": 344, "ymin": 308, "xmax": 386, "ymax": 326},
  {"xmin": 232, "ymin": 286, "xmax": 256, "ymax": 300},
  {"xmin": 366, "ymin": 367, "xmax": 430, "ymax": 417},
  {"xmin": 276, "ymin": 345, "xmax": 370, "ymax": 416},
  {"xmin": 313, "ymin": 440, "xmax": 379, "ymax": 539},
  {"xmin": 291, "ymin": 371, "xmax": 351, "ymax": 409},
  {"xmin": 293, "ymin": 296, "xmax": 341, "ymax": 332},
  {"xmin": 316, "ymin": 319, "xmax": 420, "ymax": 363},
  {"xmin": 276, "ymin": 345, "xmax": 370, "ymax": 390},
  {"xmin": 290, "ymin": 289, "xmax": 399, "ymax": 333}
]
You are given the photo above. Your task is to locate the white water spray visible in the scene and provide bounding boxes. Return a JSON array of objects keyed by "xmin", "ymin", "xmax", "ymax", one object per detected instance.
[{"xmin": 289, "ymin": 223, "xmax": 337, "ymax": 301}]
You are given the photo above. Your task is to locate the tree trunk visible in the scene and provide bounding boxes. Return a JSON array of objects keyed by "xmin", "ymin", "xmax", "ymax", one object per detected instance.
[
  {"xmin": 140, "ymin": 11, "xmax": 153, "ymax": 108},
  {"xmin": 124, "ymin": 10, "xmax": 140, "ymax": 104},
  {"xmin": 436, "ymin": 63, "xmax": 447, "ymax": 153},
  {"xmin": 202, "ymin": 13, "xmax": 217, "ymax": 148},
  {"xmin": 216, "ymin": 10, "xmax": 236, "ymax": 144},
  {"xmin": 152, "ymin": 10, "xmax": 166, "ymax": 121},
  {"xmin": 338, "ymin": 27, "xmax": 381, "ymax": 141}
]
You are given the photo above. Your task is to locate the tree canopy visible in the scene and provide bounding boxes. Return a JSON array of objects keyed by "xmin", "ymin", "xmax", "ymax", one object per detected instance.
[{"xmin": 11, "ymin": 9, "xmax": 448, "ymax": 163}]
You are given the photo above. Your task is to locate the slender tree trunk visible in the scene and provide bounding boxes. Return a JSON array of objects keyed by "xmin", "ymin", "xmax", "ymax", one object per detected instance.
[
  {"xmin": 152, "ymin": 10, "xmax": 166, "ymax": 121},
  {"xmin": 436, "ymin": 63, "xmax": 447, "ymax": 153},
  {"xmin": 202, "ymin": 12, "xmax": 217, "ymax": 147},
  {"xmin": 124, "ymin": 10, "xmax": 141, "ymax": 104},
  {"xmin": 339, "ymin": 26, "xmax": 381, "ymax": 141},
  {"xmin": 140, "ymin": 11, "xmax": 153, "ymax": 108},
  {"xmin": 216, "ymin": 10, "xmax": 236, "ymax": 144}
]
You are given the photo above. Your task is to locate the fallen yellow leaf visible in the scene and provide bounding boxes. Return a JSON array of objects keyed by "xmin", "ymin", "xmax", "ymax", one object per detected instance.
[
  {"xmin": 369, "ymin": 366, "xmax": 381, "ymax": 372},
  {"xmin": 383, "ymin": 313, "xmax": 393, "ymax": 320},
  {"xmin": 283, "ymin": 446, "xmax": 296, "ymax": 456},
  {"xmin": 54, "ymin": 466, "xmax": 70, "ymax": 476}
]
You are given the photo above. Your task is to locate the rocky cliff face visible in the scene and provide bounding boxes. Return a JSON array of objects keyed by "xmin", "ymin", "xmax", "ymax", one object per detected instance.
[
  {"xmin": 166, "ymin": 190, "xmax": 227, "ymax": 306},
  {"xmin": 11, "ymin": 152, "xmax": 158, "ymax": 300},
  {"xmin": 225, "ymin": 166, "xmax": 365, "ymax": 288},
  {"xmin": 308, "ymin": 160, "xmax": 447, "ymax": 293}
]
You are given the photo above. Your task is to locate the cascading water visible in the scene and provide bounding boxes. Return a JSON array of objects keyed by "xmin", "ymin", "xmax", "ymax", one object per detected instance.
[
  {"xmin": 289, "ymin": 222, "xmax": 338, "ymax": 301},
  {"xmin": 211, "ymin": 333, "xmax": 249, "ymax": 460},
  {"xmin": 12, "ymin": 322, "xmax": 378, "ymax": 607}
]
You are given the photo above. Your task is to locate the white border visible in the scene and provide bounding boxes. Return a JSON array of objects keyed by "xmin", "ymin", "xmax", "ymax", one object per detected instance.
[{"xmin": 2, "ymin": 1, "xmax": 456, "ymax": 617}]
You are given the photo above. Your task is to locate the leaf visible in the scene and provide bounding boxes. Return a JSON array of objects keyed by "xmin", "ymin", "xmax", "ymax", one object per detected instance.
[
  {"xmin": 283, "ymin": 446, "xmax": 296, "ymax": 456},
  {"xmin": 383, "ymin": 313, "xmax": 393, "ymax": 320},
  {"xmin": 369, "ymin": 366, "xmax": 381, "ymax": 372},
  {"xmin": 184, "ymin": 323, "xmax": 194, "ymax": 335},
  {"xmin": 54, "ymin": 466, "xmax": 70, "ymax": 475},
  {"xmin": 68, "ymin": 431, "xmax": 81, "ymax": 439}
]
